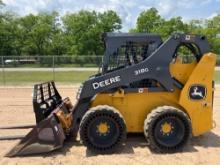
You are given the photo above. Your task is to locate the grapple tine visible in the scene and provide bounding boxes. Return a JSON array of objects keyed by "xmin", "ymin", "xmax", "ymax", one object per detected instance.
[
  {"xmin": 6, "ymin": 115, "xmax": 65, "ymax": 157},
  {"xmin": 0, "ymin": 124, "xmax": 35, "ymax": 129}
]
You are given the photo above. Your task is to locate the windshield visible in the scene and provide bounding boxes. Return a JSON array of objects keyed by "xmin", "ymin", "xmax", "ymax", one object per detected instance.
[{"xmin": 105, "ymin": 41, "xmax": 158, "ymax": 72}]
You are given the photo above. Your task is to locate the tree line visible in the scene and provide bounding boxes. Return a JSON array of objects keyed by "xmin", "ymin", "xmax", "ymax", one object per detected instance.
[{"xmin": 0, "ymin": 1, "xmax": 220, "ymax": 56}]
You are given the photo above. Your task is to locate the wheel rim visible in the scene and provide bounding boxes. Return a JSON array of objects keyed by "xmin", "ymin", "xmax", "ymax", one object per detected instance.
[
  {"xmin": 154, "ymin": 116, "xmax": 185, "ymax": 148},
  {"xmin": 87, "ymin": 116, "xmax": 120, "ymax": 148}
]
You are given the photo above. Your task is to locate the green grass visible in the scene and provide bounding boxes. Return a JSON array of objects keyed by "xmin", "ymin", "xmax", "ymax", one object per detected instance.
[
  {"xmin": 214, "ymin": 71, "xmax": 220, "ymax": 83},
  {"xmin": 0, "ymin": 70, "xmax": 219, "ymax": 86},
  {"xmin": 0, "ymin": 71, "xmax": 97, "ymax": 85}
]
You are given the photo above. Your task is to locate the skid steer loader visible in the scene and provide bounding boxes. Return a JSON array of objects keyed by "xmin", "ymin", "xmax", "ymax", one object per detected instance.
[{"xmin": 4, "ymin": 33, "xmax": 216, "ymax": 156}]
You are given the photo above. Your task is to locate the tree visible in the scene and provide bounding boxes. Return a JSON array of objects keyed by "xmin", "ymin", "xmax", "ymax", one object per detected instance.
[
  {"xmin": 0, "ymin": 0, "xmax": 5, "ymax": 22},
  {"xmin": 206, "ymin": 14, "xmax": 220, "ymax": 53},
  {"xmin": 188, "ymin": 19, "xmax": 203, "ymax": 32},
  {"xmin": 50, "ymin": 29, "xmax": 68, "ymax": 56},
  {"xmin": 187, "ymin": 15, "xmax": 220, "ymax": 54},
  {"xmin": 0, "ymin": 0, "xmax": 4, "ymax": 9},
  {"xmin": 0, "ymin": 9, "xmax": 121, "ymax": 56},
  {"xmin": 159, "ymin": 17, "xmax": 188, "ymax": 38},
  {"xmin": 208, "ymin": 13, "xmax": 220, "ymax": 31},
  {"xmin": 0, "ymin": 2, "xmax": 219, "ymax": 57},
  {"xmin": 135, "ymin": 8, "xmax": 164, "ymax": 33},
  {"xmin": 132, "ymin": 8, "xmax": 188, "ymax": 39},
  {"xmin": 0, "ymin": 12, "xmax": 20, "ymax": 56},
  {"xmin": 19, "ymin": 12, "xmax": 60, "ymax": 55},
  {"xmin": 92, "ymin": 10, "xmax": 122, "ymax": 54},
  {"xmin": 98, "ymin": 10, "xmax": 122, "ymax": 32},
  {"xmin": 62, "ymin": 10, "xmax": 121, "ymax": 55}
]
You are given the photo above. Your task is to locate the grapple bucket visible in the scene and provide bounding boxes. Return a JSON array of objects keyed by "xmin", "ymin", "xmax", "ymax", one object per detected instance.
[
  {"xmin": 6, "ymin": 115, "xmax": 65, "ymax": 157},
  {"xmin": 6, "ymin": 81, "xmax": 73, "ymax": 157}
]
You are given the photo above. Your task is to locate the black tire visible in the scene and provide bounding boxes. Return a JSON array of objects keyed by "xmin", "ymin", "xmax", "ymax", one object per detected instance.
[
  {"xmin": 144, "ymin": 106, "xmax": 191, "ymax": 153},
  {"xmin": 79, "ymin": 105, "xmax": 126, "ymax": 153}
]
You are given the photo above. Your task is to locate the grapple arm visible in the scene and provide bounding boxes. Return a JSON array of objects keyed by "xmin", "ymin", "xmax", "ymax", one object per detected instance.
[{"xmin": 33, "ymin": 81, "xmax": 62, "ymax": 123}]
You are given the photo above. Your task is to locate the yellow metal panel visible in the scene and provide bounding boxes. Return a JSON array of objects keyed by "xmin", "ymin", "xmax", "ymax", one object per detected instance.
[
  {"xmin": 170, "ymin": 62, "xmax": 197, "ymax": 84},
  {"xmin": 91, "ymin": 90, "xmax": 181, "ymax": 132},
  {"xmin": 179, "ymin": 53, "xmax": 216, "ymax": 136}
]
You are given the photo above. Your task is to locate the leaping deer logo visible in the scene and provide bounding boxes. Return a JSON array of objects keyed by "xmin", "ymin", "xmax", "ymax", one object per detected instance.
[{"xmin": 191, "ymin": 87, "xmax": 203, "ymax": 98}]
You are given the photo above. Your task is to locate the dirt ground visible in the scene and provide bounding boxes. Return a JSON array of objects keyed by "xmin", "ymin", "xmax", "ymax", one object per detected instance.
[{"xmin": 0, "ymin": 85, "xmax": 220, "ymax": 165}]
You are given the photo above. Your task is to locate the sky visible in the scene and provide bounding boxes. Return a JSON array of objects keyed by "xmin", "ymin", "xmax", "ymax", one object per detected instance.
[{"xmin": 2, "ymin": 0, "xmax": 220, "ymax": 31}]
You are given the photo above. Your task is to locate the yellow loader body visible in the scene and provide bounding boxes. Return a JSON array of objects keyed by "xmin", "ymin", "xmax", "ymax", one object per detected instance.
[{"xmin": 91, "ymin": 53, "xmax": 216, "ymax": 136}]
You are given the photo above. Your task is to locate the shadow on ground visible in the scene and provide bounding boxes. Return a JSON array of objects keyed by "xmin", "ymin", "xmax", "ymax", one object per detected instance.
[
  {"xmin": 86, "ymin": 133, "xmax": 147, "ymax": 157},
  {"xmin": 191, "ymin": 132, "xmax": 220, "ymax": 148},
  {"xmin": 9, "ymin": 131, "xmax": 220, "ymax": 158}
]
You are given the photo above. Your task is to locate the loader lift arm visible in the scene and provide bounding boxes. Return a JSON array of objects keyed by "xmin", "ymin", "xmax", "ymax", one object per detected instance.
[{"xmin": 80, "ymin": 34, "xmax": 209, "ymax": 100}]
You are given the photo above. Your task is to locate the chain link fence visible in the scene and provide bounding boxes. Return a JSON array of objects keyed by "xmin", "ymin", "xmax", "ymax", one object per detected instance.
[
  {"xmin": 0, "ymin": 56, "xmax": 103, "ymax": 86},
  {"xmin": 0, "ymin": 55, "xmax": 219, "ymax": 86},
  {"xmin": 1, "ymin": 56, "xmax": 104, "ymax": 68}
]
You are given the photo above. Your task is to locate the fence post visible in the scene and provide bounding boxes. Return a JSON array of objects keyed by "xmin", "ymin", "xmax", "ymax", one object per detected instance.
[
  {"xmin": 98, "ymin": 56, "xmax": 104, "ymax": 73},
  {"xmin": 1, "ymin": 56, "xmax": 5, "ymax": 86},
  {"xmin": 52, "ymin": 56, "xmax": 55, "ymax": 81}
]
